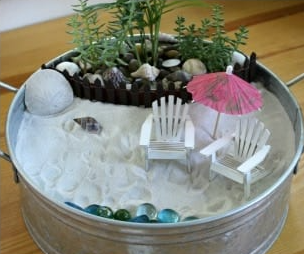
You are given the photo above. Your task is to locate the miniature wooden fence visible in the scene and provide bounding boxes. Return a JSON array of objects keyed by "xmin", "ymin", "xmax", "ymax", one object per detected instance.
[{"xmin": 42, "ymin": 52, "xmax": 257, "ymax": 108}]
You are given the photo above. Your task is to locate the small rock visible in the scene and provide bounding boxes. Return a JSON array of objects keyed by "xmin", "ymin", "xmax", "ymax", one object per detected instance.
[
  {"xmin": 83, "ymin": 73, "xmax": 104, "ymax": 86},
  {"xmin": 165, "ymin": 49, "xmax": 180, "ymax": 58},
  {"xmin": 128, "ymin": 59, "xmax": 140, "ymax": 73},
  {"xmin": 166, "ymin": 70, "xmax": 192, "ymax": 83},
  {"xmin": 162, "ymin": 59, "xmax": 181, "ymax": 68},
  {"xmin": 182, "ymin": 58, "xmax": 207, "ymax": 75},
  {"xmin": 56, "ymin": 61, "xmax": 81, "ymax": 76}
]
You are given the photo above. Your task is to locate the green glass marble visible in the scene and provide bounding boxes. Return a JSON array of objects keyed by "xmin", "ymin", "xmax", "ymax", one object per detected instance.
[
  {"xmin": 114, "ymin": 209, "xmax": 132, "ymax": 221},
  {"xmin": 84, "ymin": 204, "xmax": 114, "ymax": 218},
  {"xmin": 182, "ymin": 216, "xmax": 199, "ymax": 221},
  {"xmin": 136, "ymin": 203, "xmax": 157, "ymax": 220},
  {"xmin": 129, "ymin": 215, "xmax": 150, "ymax": 223},
  {"xmin": 157, "ymin": 208, "xmax": 180, "ymax": 223},
  {"xmin": 64, "ymin": 201, "xmax": 84, "ymax": 211}
]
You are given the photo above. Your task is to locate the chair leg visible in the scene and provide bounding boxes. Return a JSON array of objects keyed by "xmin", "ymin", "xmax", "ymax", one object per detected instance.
[
  {"xmin": 209, "ymin": 168, "xmax": 216, "ymax": 181},
  {"xmin": 145, "ymin": 158, "xmax": 149, "ymax": 172},
  {"xmin": 186, "ymin": 151, "xmax": 191, "ymax": 173},
  {"xmin": 145, "ymin": 148, "xmax": 149, "ymax": 172},
  {"xmin": 244, "ymin": 174, "xmax": 251, "ymax": 199}
]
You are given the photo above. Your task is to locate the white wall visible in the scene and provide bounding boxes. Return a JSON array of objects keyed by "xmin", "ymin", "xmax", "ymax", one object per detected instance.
[{"xmin": 0, "ymin": 0, "xmax": 115, "ymax": 32}]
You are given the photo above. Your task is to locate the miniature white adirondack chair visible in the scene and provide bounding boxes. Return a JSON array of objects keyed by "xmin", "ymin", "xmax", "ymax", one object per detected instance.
[
  {"xmin": 140, "ymin": 95, "xmax": 195, "ymax": 172},
  {"xmin": 200, "ymin": 117, "xmax": 271, "ymax": 199}
]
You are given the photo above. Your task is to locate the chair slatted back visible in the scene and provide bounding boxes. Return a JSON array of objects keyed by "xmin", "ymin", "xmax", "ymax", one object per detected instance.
[
  {"xmin": 152, "ymin": 96, "xmax": 189, "ymax": 141},
  {"xmin": 234, "ymin": 118, "xmax": 270, "ymax": 161}
]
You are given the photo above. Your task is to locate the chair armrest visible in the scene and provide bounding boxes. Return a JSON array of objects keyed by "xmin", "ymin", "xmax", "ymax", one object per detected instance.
[
  {"xmin": 200, "ymin": 135, "xmax": 233, "ymax": 156},
  {"xmin": 185, "ymin": 118, "xmax": 195, "ymax": 148},
  {"xmin": 139, "ymin": 114, "xmax": 153, "ymax": 146},
  {"xmin": 237, "ymin": 145, "xmax": 271, "ymax": 173}
]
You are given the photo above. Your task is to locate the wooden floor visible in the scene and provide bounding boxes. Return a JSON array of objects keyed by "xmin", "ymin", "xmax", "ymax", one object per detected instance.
[{"xmin": 1, "ymin": 1, "xmax": 304, "ymax": 254}]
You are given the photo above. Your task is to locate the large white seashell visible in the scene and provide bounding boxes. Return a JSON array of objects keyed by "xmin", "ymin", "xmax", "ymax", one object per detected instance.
[
  {"xmin": 56, "ymin": 61, "xmax": 81, "ymax": 76},
  {"xmin": 25, "ymin": 69, "xmax": 74, "ymax": 116},
  {"xmin": 182, "ymin": 58, "xmax": 207, "ymax": 75},
  {"xmin": 131, "ymin": 63, "xmax": 160, "ymax": 81}
]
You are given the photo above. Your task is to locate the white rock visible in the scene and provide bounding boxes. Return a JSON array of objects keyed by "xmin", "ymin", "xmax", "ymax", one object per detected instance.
[
  {"xmin": 56, "ymin": 61, "xmax": 81, "ymax": 76},
  {"xmin": 162, "ymin": 59, "xmax": 181, "ymax": 68},
  {"xmin": 231, "ymin": 51, "xmax": 246, "ymax": 66},
  {"xmin": 182, "ymin": 58, "xmax": 207, "ymax": 75},
  {"xmin": 25, "ymin": 69, "xmax": 74, "ymax": 116},
  {"xmin": 83, "ymin": 73, "xmax": 105, "ymax": 86}
]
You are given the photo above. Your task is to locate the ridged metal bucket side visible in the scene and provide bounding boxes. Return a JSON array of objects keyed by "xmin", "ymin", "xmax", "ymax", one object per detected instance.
[
  {"xmin": 5, "ymin": 57, "xmax": 303, "ymax": 254},
  {"xmin": 19, "ymin": 169, "xmax": 292, "ymax": 254}
]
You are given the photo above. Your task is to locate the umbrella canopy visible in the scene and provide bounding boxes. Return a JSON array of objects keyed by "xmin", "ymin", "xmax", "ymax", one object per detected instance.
[
  {"xmin": 187, "ymin": 65, "xmax": 262, "ymax": 115},
  {"xmin": 187, "ymin": 65, "xmax": 263, "ymax": 137}
]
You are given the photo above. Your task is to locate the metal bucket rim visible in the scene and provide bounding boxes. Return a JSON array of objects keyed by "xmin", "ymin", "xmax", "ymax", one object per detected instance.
[{"xmin": 5, "ymin": 55, "xmax": 304, "ymax": 228}]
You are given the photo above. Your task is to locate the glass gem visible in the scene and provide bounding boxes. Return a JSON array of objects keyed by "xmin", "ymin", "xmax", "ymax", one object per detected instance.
[
  {"xmin": 182, "ymin": 216, "xmax": 199, "ymax": 221},
  {"xmin": 74, "ymin": 117, "xmax": 102, "ymax": 134},
  {"xmin": 84, "ymin": 204, "xmax": 114, "ymax": 218},
  {"xmin": 157, "ymin": 209, "xmax": 180, "ymax": 223},
  {"xmin": 136, "ymin": 203, "xmax": 157, "ymax": 220},
  {"xmin": 114, "ymin": 209, "xmax": 132, "ymax": 221},
  {"xmin": 129, "ymin": 215, "xmax": 150, "ymax": 223},
  {"xmin": 64, "ymin": 201, "xmax": 84, "ymax": 211}
]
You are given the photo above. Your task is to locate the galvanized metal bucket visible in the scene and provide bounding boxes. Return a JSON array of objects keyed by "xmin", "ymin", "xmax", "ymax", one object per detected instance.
[{"xmin": 1, "ymin": 53, "xmax": 303, "ymax": 254}]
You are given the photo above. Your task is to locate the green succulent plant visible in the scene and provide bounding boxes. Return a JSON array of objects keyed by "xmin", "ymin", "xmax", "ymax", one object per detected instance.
[
  {"xmin": 174, "ymin": 4, "xmax": 249, "ymax": 72},
  {"xmin": 67, "ymin": 0, "xmax": 206, "ymax": 73},
  {"xmin": 67, "ymin": 1, "xmax": 248, "ymax": 74}
]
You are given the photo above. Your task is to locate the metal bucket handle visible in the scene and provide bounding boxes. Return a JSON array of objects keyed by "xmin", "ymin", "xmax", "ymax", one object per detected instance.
[
  {"xmin": 0, "ymin": 81, "xmax": 19, "ymax": 182},
  {"xmin": 0, "ymin": 73, "xmax": 304, "ymax": 183}
]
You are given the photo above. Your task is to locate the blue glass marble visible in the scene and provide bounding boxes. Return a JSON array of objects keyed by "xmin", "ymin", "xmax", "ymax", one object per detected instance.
[
  {"xmin": 182, "ymin": 216, "xmax": 199, "ymax": 221},
  {"xmin": 114, "ymin": 209, "xmax": 132, "ymax": 221},
  {"xmin": 157, "ymin": 209, "xmax": 180, "ymax": 223},
  {"xmin": 64, "ymin": 201, "xmax": 84, "ymax": 211},
  {"xmin": 129, "ymin": 215, "xmax": 150, "ymax": 223},
  {"xmin": 136, "ymin": 203, "xmax": 157, "ymax": 220},
  {"xmin": 84, "ymin": 204, "xmax": 114, "ymax": 218}
]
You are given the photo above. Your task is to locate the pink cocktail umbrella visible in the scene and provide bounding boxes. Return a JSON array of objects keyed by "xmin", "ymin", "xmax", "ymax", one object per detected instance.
[{"xmin": 187, "ymin": 65, "xmax": 263, "ymax": 138}]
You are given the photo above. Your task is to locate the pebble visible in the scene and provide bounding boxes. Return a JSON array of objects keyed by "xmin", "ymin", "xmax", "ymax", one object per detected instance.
[
  {"xmin": 165, "ymin": 49, "xmax": 180, "ymax": 58},
  {"xmin": 56, "ymin": 61, "xmax": 81, "ymax": 76},
  {"xmin": 83, "ymin": 73, "xmax": 104, "ymax": 86},
  {"xmin": 162, "ymin": 59, "xmax": 181, "ymax": 68},
  {"xmin": 182, "ymin": 58, "xmax": 207, "ymax": 75}
]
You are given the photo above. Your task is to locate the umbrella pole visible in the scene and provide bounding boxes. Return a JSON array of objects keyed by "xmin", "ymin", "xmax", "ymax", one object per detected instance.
[{"xmin": 213, "ymin": 112, "xmax": 221, "ymax": 139}]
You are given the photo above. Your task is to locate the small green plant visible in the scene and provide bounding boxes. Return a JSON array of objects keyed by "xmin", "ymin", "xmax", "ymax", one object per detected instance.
[
  {"xmin": 68, "ymin": 0, "xmax": 206, "ymax": 71},
  {"xmin": 67, "ymin": 0, "xmax": 104, "ymax": 73},
  {"xmin": 175, "ymin": 4, "xmax": 249, "ymax": 72}
]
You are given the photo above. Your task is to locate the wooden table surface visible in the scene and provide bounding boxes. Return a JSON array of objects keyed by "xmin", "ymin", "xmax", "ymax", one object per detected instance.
[{"xmin": 1, "ymin": 1, "xmax": 304, "ymax": 254}]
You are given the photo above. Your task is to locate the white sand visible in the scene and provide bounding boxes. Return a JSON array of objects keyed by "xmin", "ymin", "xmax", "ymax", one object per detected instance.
[{"xmin": 15, "ymin": 84, "xmax": 295, "ymax": 219}]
